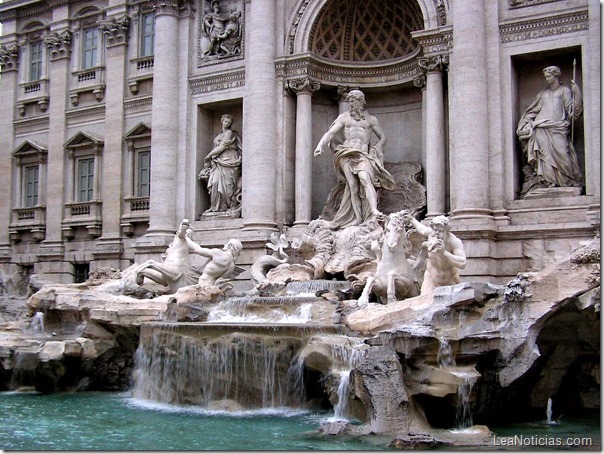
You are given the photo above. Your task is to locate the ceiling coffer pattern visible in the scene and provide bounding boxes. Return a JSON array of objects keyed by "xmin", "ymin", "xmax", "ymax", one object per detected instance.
[{"xmin": 309, "ymin": 0, "xmax": 424, "ymax": 62}]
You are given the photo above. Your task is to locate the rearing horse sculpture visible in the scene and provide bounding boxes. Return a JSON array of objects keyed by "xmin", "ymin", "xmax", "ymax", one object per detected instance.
[{"xmin": 358, "ymin": 210, "xmax": 420, "ymax": 305}]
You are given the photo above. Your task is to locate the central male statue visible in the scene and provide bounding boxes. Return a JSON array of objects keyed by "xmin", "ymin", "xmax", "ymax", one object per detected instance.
[{"xmin": 314, "ymin": 89, "xmax": 395, "ymax": 229}]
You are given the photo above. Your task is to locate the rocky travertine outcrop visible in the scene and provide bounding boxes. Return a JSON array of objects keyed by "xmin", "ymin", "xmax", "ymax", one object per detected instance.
[{"xmin": 0, "ymin": 239, "xmax": 599, "ymax": 443}]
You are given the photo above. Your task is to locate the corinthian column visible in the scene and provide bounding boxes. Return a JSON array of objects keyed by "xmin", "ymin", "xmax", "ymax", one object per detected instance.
[
  {"xmin": 449, "ymin": 0, "xmax": 491, "ymax": 220},
  {"xmin": 418, "ymin": 55, "xmax": 447, "ymax": 219},
  {"xmin": 286, "ymin": 77, "xmax": 320, "ymax": 226},
  {"xmin": 146, "ymin": 0, "xmax": 180, "ymax": 237},
  {"xmin": 242, "ymin": 0, "xmax": 277, "ymax": 230}
]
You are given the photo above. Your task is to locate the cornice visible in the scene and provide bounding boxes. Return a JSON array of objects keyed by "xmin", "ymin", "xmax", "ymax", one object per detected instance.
[
  {"xmin": 276, "ymin": 52, "xmax": 423, "ymax": 88},
  {"xmin": 124, "ymin": 95, "xmax": 153, "ymax": 109},
  {"xmin": 499, "ymin": 9, "xmax": 589, "ymax": 43},
  {"xmin": 189, "ymin": 69, "xmax": 246, "ymax": 95},
  {"xmin": 65, "ymin": 104, "xmax": 106, "ymax": 121}
]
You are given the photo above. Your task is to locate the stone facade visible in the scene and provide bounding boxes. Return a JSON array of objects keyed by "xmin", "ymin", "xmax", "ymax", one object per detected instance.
[{"xmin": 0, "ymin": 0, "xmax": 599, "ymax": 285}]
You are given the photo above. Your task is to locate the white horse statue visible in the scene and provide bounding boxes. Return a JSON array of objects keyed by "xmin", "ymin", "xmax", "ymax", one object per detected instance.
[{"xmin": 358, "ymin": 210, "xmax": 420, "ymax": 305}]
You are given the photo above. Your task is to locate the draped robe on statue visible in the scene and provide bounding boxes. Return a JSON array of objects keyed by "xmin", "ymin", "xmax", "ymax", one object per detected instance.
[{"xmin": 517, "ymin": 85, "xmax": 583, "ymax": 188}]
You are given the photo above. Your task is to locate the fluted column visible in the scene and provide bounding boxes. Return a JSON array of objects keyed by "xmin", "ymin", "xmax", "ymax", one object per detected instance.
[
  {"xmin": 419, "ymin": 55, "xmax": 447, "ymax": 218},
  {"xmin": 147, "ymin": 0, "xmax": 179, "ymax": 236},
  {"xmin": 286, "ymin": 77, "xmax": 320, "ymax": 226},
  {"xmin": 449, "ymin": 0, "xmax": 491, "ymax": 220},
  {"xmin": 242, "ymin": 0, "xmax": 277, "ymax": 230}
]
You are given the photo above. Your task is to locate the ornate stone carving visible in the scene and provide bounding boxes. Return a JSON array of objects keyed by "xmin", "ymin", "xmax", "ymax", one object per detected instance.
[
  {"xmin": 287, "ymin": 0, "xmax": 311, "ymax": 54},
  {"xmin": 198, "ymin": 0, "xmax": 243, "ymax": 65},
  {"xmin": 153, "ymin": 0, "xmax": 180, "ymax": 16},
  {"xmin": 285, "ymin": 77, "xmax": 320, "ymax": 96},
  {"xmin": 499, "ymin": 10, "xmax": 588, "ymax": 43},
  {"xmin": 0, "ymin": 43, "xmax": 19, "ymax": 72},
  {"xmin": 275, "ymin": 55, "xmax": 422, "ymax": 90},
  {"xmin": 418, "ymin": 54, "xmax": 449, "ymax": 73},
  {"xmin": 436, "ymin": 0, "xmax": 447, "ymax": 26},
  {"xmin": 99, "ymin": 16, "xmax": 131, "ymax": 46},
  {"xmin": 413, "ymin": 74, "xmax": 426, "ymax": 90},
  {"xmin": 43, "ymin": 31, "xmax": 72, "ymax": 60}
]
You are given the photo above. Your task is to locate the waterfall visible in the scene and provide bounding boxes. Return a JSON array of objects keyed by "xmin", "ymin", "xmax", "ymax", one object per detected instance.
[
  {"xmin": 328, "ymin": 341, "xmax": 366, "ymax": 421},
  {"xmin": 437, "ymin": 337, "xmax": 455, "ymax": 368},
  {"xmin": 207, "ymin": 297, "xmax": 314, "ymax": 324},
  {"xmin": 454, "ymin": 373, "xmax": 477, "ymax": 430},
  {"xmin": 132, "ymin": 325, "xmax": 306, "ymax": 409},
  {"xmin": 28, "ymin": 312, "xmax": 45, "ymax": 336},
  {"xmin": 545, "ymin": 398, "xmax": 559, "ymax": 425},
  {"xmin": 437, "ymin": 337, "xmax": 478, "ymax": 430}
]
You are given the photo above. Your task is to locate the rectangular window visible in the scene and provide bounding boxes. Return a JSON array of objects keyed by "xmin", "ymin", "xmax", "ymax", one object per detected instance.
[
  {"xmin": 29, "ymin": 42, "xmax": 43, "ymax": 81},
  {"xmin": 141, "ymin": 13, "xmax": 155, "ymax": 57},
  {"xmin": 24, "ymin": 165, "xmax": 39, "ymax": 208},
  {"xmin": 73, "ymin": 263, "xmax": 89, "ymax": 283},
  {"xmin": 137, "ymin": 151, "xmax": 151, "ymax": 197},
  {"xmin": 77, "ymin": 158, "xmax": 94, "ymax": 202},
  {"xmin": 82, "ymin": 28, "xmax": 98, "ymax": 70}
]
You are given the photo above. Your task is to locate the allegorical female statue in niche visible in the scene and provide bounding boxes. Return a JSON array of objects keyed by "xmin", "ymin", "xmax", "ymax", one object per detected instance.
[
  {"xmin": 516, "ymin": 65, "xmax": 584, "ymax": 196},
  {"xmin": 198, "ymin": 114, "xmax": 242, "ymax": 216}
]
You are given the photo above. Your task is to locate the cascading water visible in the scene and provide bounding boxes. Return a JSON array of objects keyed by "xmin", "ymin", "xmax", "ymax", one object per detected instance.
[
  {"xmin": 328, "ymin": 341, "xmax": 366, "ymax": 421},
  {"xmin": 132, "ymin": 324, "xmax": 310, "ymax": 409},
  {"xmin": 545, "ymin": 397, "xmax": 559, "ymax": 425},
  {"xmin": 437, "ymin": 337, "xmax": 477, "ymax": 430},
  {"xmin": 28, "ymin": 312, "xmax": 45, "ymax": 336},
  {"xmin": 437, "ymin": 337, "xmax": 456, "ymax": 368},
  {"xmin": 454, "ymin": 372, "xmax": 477, "ymax": 430}
]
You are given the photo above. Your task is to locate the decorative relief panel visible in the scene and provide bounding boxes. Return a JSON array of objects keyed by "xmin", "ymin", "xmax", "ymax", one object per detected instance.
[
  {"xmin": 500, "ymin": 10, "xmax": 589, "ymax": 43},
  {"xmin": 197, "ymin": 0, "xmax": 243, "ymax": 66}
]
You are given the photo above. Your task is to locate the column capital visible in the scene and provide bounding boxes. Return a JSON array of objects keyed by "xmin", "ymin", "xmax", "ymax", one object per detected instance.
[
  {"xmin": 413, "ymin": 74, "xmax": 426, "ymax": 90},
  {"xmin": 153, "ymin": 0, "xmax": 180, "ymax": 17},
  {"xmin": 0, "ymin": 43, "xmax": 19, "ymax": 72},
  {"xmin": 418, "ymin": 54, "xmax": 449, "ymax": 73},
  {"xmin": 44, "ymin": 30, "xmax": 72, "ymax": 61},
  {"xmin": 285, "ymin": 77, "xmax": 320, "ymax": 96},
  {"xmin": 99, "ymin": 16, "xmax": 131, "ymax": 47}
]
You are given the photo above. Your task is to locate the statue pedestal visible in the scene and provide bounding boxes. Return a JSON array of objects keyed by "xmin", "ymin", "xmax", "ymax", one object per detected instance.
[{"xmin": 524, "ymin": 187, "xmax": 582, "ymax": 199}]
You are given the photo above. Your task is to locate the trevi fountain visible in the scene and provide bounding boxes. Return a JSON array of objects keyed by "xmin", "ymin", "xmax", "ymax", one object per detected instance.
[{"xmin": 0, "ymin": 88, "xmax": 599, "ymax": 450}]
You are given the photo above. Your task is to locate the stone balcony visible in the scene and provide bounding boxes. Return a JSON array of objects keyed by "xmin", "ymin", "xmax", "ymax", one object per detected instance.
[
  {"xmin": 127, "ymin": 56, "xmax": 154, "ymax": 95},
  {"xmin": 9, "ymin": 206, "xmax": 46, "ymax": 242},
  {"xmin": 69, "ymin": 67, "xmax": 106, "ymax": 106},
  {"xmin": 16, "ymin": 79, "xmax": 49, "ymax": 115},
  {"xmin": 62, "ymin": 200, "xmax": 102, "ymax": 239},
  {"xmin": 121, "ymin": 196, "xmax": 150, "ymax": 235}
]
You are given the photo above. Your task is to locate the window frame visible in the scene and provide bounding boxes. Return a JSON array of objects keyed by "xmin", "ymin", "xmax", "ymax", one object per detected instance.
[{"xmin": 140, "ymin": 12, "xmax": 155, "ymax": 57}]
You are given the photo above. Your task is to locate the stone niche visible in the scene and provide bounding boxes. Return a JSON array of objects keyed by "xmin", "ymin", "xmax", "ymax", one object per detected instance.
[
  {"xmin": 310, "ymin": 85, "xmax": 424, "ymax": 220},
  {"xmin": 512, "ymin": 46, "xmax": 584, "ymax": 199}
]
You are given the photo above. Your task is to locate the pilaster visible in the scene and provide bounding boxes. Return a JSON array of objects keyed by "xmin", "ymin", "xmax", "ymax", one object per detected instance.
[
  {"xmin": 95, "ymin": 13, "xmax": 130, "ymax": 257},
  {"xmin": 0, "ymin": 42, "xmax": 19, "ymax": 259}
]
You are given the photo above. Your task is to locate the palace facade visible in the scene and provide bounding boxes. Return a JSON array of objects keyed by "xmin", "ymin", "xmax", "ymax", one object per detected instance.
[{"xmin": 0, "ymin": 0, "xmax": 600, "ymax": 285}]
